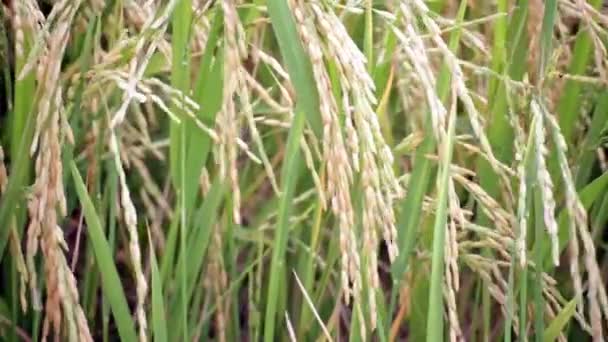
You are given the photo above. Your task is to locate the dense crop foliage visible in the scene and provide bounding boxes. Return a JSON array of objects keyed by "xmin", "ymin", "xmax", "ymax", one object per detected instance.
[{"xmin": 0, "ymin": 0, "xmax": 607, "ymax": 341}]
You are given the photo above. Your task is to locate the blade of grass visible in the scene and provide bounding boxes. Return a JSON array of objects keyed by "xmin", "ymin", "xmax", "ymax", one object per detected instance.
[
  {"xmin": 591, "ymin": 184, "xmax": 608, "ymax": 233},
  {"xmin": 426, "ymin": 94, "xmax": 457, "ymax": 342},
  {"xmin": 169, "ymin": 0, "xmax": 192, "ymax": 188},
  {"xmin": 0, "ymin": 111, "xmax": 36, "ymax": 261},
  {"xmin": 185, "ymin": 8, "xmax": 224, "ymax": 217},
  {"xmin": 556, "ymin": 0, "xmax": 605, "ymax": 142},
  {"xmin": 148, "ymin": 230, "xmax": 167, "ymax": 342},
  {"xmin": 3, "ymin": 6, "xmax": 48, "ymax": 336},
  {"xmin": 296, "ymin": 187, "xmax": 324, "ymax": 336},
  {"xmin": 266, "ymin": 0, "xmax": 322, "ymax": 138},
  {"xmin": 160, "ymin": 208, "xmax": 180, "ymax": 283},
  {"xmin": 179, "ymin": 98, "xmax": 188, "ymax": 341},
  {"xmin": 263, "ymin": 107, "xmax": 306, "ymax": 342},
  {"xmin": 102, "ymin": 160, "xmax": 118, "ymax": 342},
  {"xmin": 364, "ymin": 0, "xmax": 373, "ymax": 74},
  {"xmin": 70, "ymin": 162, "xmax": 137, "ymax": 342},
  {"xmin": 184, "ymin": 179, "xmax": 225, "ymax": 301},
  {"xmin": 373, "ymin": 16, "xmax": 398, "ymax": 98},
  {"xmin": 167, "ymin": 179, "xmax": 225, "ymax": 337},
  {"xmin": 169, "ymin": 3, "xmax": 193, "ymax": 337},
  {"xmin": 480, "ymin": 0, "xmax": 530, "ymax": 184},
  {"xmin": 171, "ymin": 3, "xmax": 194, "ymax": 339},
  {"xmin": 0, "ymin": 8, "xmax": 37, "ymax": 261},
  {"xmin": 488, "ymin": 0, "xmax": 508, "ymax": 100},
  {"xmin": 543, "ymin": 298, "xmax": 577, "ymax": 342},
  {"xmin": 476, "ymin": 0, "xmax": 530, "ymax": 224},
  {"xmin": 263, "ymin": 1, "xmax": 324, "ymax": 339},
  {"xmin": 538, "ymin": 0, "xmax": 558, "ymax": 78}
]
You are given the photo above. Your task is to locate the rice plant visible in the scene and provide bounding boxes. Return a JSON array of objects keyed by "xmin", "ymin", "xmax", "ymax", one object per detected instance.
[{"xmin": 0, "ymin": 0, "xmax": 607, "ymax": 341}]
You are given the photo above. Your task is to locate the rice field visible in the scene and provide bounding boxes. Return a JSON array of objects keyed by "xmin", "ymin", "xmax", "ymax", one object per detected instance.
[{"xmin": 0, "ymin": 0, "xmax": 607, "ymax": 341}]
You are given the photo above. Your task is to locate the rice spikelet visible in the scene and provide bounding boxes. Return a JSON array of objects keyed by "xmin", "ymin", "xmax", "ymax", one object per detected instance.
[{"xmin": 530, "ymin": 99, "xmax": 560, "ymax": 267}]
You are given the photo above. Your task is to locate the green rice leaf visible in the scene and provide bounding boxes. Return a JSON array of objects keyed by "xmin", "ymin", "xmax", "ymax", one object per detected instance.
[
  {"xmin": 70, "ymin": 162, "xmax": 137, "ymax": 342},
  {"xmin": 543, "ymin": 298, "xmax": 577, "ymax": 342}
]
